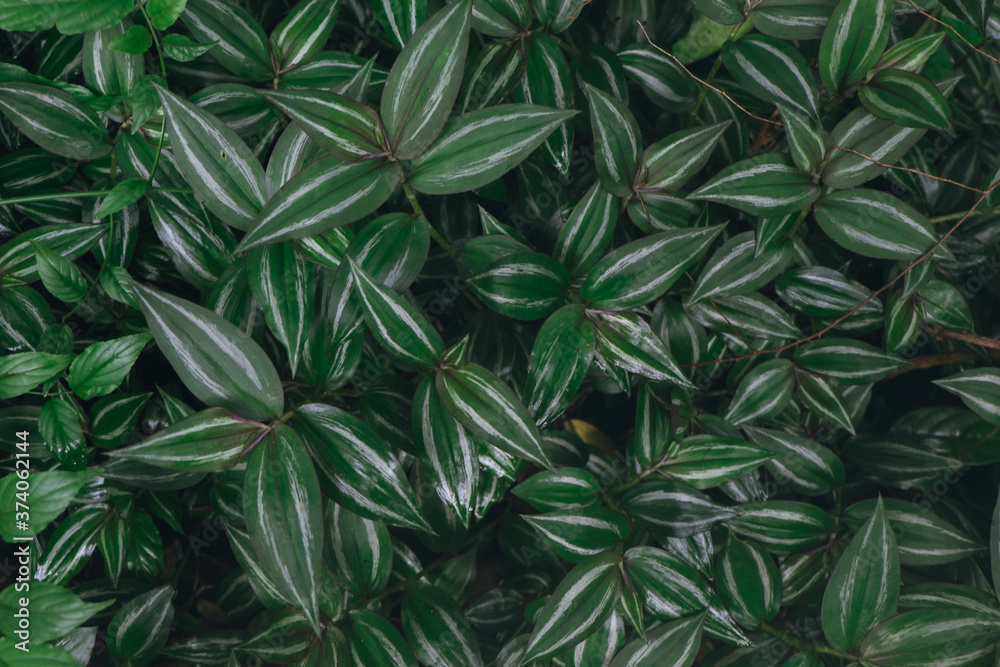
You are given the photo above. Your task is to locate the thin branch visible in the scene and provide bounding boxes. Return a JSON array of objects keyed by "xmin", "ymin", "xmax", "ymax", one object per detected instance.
[
  {"xmin": 924, "ymin": 325, "xmax": 1000, "ymax": 350},
  {"xmin": 886, "ymin": 349, "xmax": 1000, "ymax": 378},
  {"xmin": 636, "ymin": 22, "xmax": 781, "ymax": 127},
  {"xmin": 905, "ymin": 0, "xmax": 1000, "ymax": 65},
  {"xmin": 830, "ymin": 144, "xmax": 986, "ymax": 194},
  {"xmin": 683, "ymin": 181, "xmax": 1000, "ymax": 368}
]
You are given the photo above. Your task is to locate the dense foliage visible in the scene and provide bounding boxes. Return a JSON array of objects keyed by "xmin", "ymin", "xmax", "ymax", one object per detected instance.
[{"xmin": 2, "ymin": 0, "xmax": 1000, "ymax": 664}]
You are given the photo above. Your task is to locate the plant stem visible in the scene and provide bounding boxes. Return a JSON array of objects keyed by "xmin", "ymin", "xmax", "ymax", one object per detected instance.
[
  {"xmin": 139, "ymin": 3, "xmax": 168, "ymax": 79},
  {"xmin": 402, "ymin": 181, "xmax": 458, "ymax": 260}
]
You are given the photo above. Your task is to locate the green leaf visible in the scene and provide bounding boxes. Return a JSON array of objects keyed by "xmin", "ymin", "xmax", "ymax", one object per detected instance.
[
  {"xmin": 797, "ymin": 372, "xmax": 855, "ymax": 434},
  {"xmin": 270, "ymin": 0, "xmax": 341, "ymax": 68},
  {"xmin": 635, "ymin": 122, "xmax": 729, "ymax": 192},
  {"xmin": 247, "ymin": 241, "xmax": 315, "ymax": 376},
  {"xmin": 326, "ymin": 501, "xmax": 392, "ymax": 598},
  {"xmin": 0, "ymin": 470, "xmax": 97, "ymax": 540},
  {"xmin": 108, "ymin": 25, "xmax": 152, "ymax": 54},
  {"xmin": 0, "ymin": 582, "xmax": 110, "ymax": 644},
  {"xmin": 461, "ymin": 40, "xmax": 525, "ymax": 112},
  {"xmin": 468, "ymin": 251, "xmax": 569, "ymax": 321},
  {"xmin": 522, "ymin": 553, "xmax": 623, "ymax": 662},
  {"xmin": 409, "ymin": 104, "xmax": 576, "ymax": 194},
  {"xmin": 107, "ymin": 586, "xmax": 175, "ymax": 666},
  {"xmin": 133, "ymin": 282, "xmax": 284, "ymax": 421},
  {"xmin": 260, "ymin": 89, "xmax": 384, "ymax": 162},
  {"xmin": 608, "ymin": 613, "xmax": 705, "ymax": 667},
  {"xmin": 240, "ymin": 156, "xmax": 400, "ymax": 249},
  {"xmin": 689, "ymin": 153, "xmax": 820, "ymax": 217},
  {"xmin": 0, "ymin": 0, "xmax": 131, "ymax": 32},
  {"xmin": 876, "ymin": 33, "xmax": 946, "ymax": 73},
  {"xmin": 40, "ymin": 398, "xmax": 85, "ymax": 470},
  {"xmin": 35, "ymin": 504, "xmax": 109, "ymax": 584},
  {"xmin": 933, "ymin": 368, "xmax": 1000, "ymax": 426},
  {"xmin": 68, "ymin": 333, "xmax": 150, "ymax": 400},
  {"xmin": 821, "ymin": 497, "xmax": 899, "ymax": 651},
  {"xmin": 157, "ymin": 86, "xmax": 266, "ymax": 231},
  {"xmin": 728, "ymin": 501, "xmax": 836, "ymax": 554},
  {"xmin": 295, "ymin": 403, "xmax": 431, "ymax": 531},
  {"xmin": 381, "ymin": 0, "xmax": 472, "ymax": 159},
  {"xmin": 345, "ymin": 609, "xmax": 419, "ymax": 666},
  {"xmin": 553, "ymin": 181, "xmax": 618, "ymax": 277},
  {"xmin": 531, "ymin": 0, "xmax": 587, "ymax": 32},
  {"xmin": 591, "ymin": 310, "xmax": 692, "ymax": 387},
  {"xmin": 779, "ymin": 104, "xmax": 829, "ymax": 174},
  {"xmin": 524, "ymin": 508, "xmax": 628, "ymax": 561},
  {"xmin": 722, "ymin": 34, "xmax": 819, "ymax": 118},
  {"xmin": 512, "ymin": 468, "xmax": 600, "ymax": 512},
  {"xmin": 774, "ymin": 266, "xmax": 883, "ymax": 329},
  {"xmin": 860, "ymin": 609, "xmax": 1000, "ymax": 665},
  {"xmin": 244, "ymin": 424, "xmax": 324, "ymax": 633},
  {"xmin": 920, "ymin": 280, "xmax": 973, "ymax": 331},
  {"xmin": 0, "ymin": 223, "xmax": 108, "ymax": 285},
  {"xmin": 619, "ymin": 44, "xmax": 698, "ymax": 113},
  {"xmin": 663, "ymin": 435, "xmax": 772, "ymax": 490},
  {"xmin": 859, "ymin": 69, "xmax": 952, "ymax": 130},
  {"xmin": 110, "ymin": 408, "xmax": 262, "ymax": 472},
  {"xmin": 374, "ymin": 0, "xmax": 425, "ymax": 48},
  {"xmin": 31, "ymin": 241, "xmax": 87, "ymax": 303},
  {"xmin": 473, "ymin": 0, "xmax": 531, "ymax": 36},
  {"xmin": 402, "ymin": 583, "xmax": 483, "ymax": 667},
  {"xmin": 748, "ymin": 0, "xmax": 838, "ymax": 40},
  {"xmin": 586, "ymin": 84, "xmax": 642, "ymax": 197},
  {"xmin": 95, "ymin": 178, "xmax": 147, "ymax": 219},
  {"xmin": 819, "ymin": 77, "xmax": 961, "ymax": 188},
  {"xmin": 160, "ymin": 33, "xmax": 215, "ymax": 61},
  {"xmin": 818, "ymin": 0, "xmax": 892, "ymax": 92},
  {"xmin": 436, "ymin": 363, "xmax": 552, "ymax": 470},
  {"xmin": 689, "ymin": 231, "xmax": 792, "ymax": 305},
  {"xmin": 623, "ymin": 546, "xmax": 748, "ymax": 645},
  {"xmin": 413, "ymin": 377, "xmax": 478, "ymax": 528},
  {"xmin": 581, "ymin": 224, "xmax": 725, "ymax": 310},
  {"xmin": 845, "ymin": 498, "xmax": 983, "ymax": 565},
  {"xmin": 0, "ymin": 83, "xmax": 110, "ymax": 161},
  {"xmin": 794, "ymin": 338, "xmax": 908, "ymax": 384},
  {"xmin": 146, "ymin": 0, "xmax": 187, "ymax": 29},
  {"xmin": 0, "ymin": 352, "xmax": 73, "ymax": 400},
  {"xmin": 815, "ymin": 189, "xmax": 938, "ymax": 260},
  {"xmin": 348, "ymin": 259, "xmax": 444, "ymax": 366},
  {"xmin": 622, "ymin": 480, "xmax": 737, "ymax": 537},
  {"xmin": 514, "ymin": 34, "xmax": 575, "ymax": 176},
  {"xmin": 725, "ymin": 359, "xmax": 796, "ymax": 424},
  {"xmin": 181, "ymin": 0, "xmax": 271, "ymax": 81},
  {"xmin": 523, "ymin": 304, "xmax": 596, "ymax": 427},
  {"xmin": 716, "ymin": 536, "xmax": 781, "ymax": 629}
]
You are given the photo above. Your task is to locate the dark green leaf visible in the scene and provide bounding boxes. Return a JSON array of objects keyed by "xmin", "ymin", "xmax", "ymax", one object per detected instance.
[
  {"xmin": 581, "ymin": 224, "xmax": 725, "ymax": 310},
  {"xmin": 0, "ymin": 83, "xmax": 110, "ymax": 161},
  {"xmin": 157, "ymin": 86, "xmax": 266, "ymax": 231},
  {"xmin": 107, "ymin": 586, "xmax": 175, "ymax": 666},
  {"xmin": 623, "ymin": 480, "xmax": 737, "ymax": 537},
  {"xmin": 181, "ymin": 0, "xmax": 271, "ymax": 81},
  {"xmin": 295, "ymin": 403, "xmax": 431, "ymax": 531},
  {"xmin": 722, "ymin": 34, "xmax": 819, "ymax": 118},
  {"xmin": 933, "ymin": 368, "xmax": 1000, "ymax": 426},
  {"xmin": 859, "ymin": 69, "xmax": 952, "ymax": 130},
  {"xmin": 260, "ymin": 89, "xmax": 384, "ymax": 162},
  {"xmin": 821, "ymin": 497, "xmax": 899, "ymax": 651},
  {"xmin": 818, "ymin": 0, "xmax": 892, "ymax": 92},
  {"xmin": 244, "ymin": 424, "xmax": 323, "ymax": 633},
  {"xmin": 380, "ymin": 0, "xmax": 472, "ymax": 159},
  {"xmin": 523, "ymin": 304, "xmax": 596, "ymax": 427},
  {"xmin": 468, "ymin": 251, "xmax": 569, "ymax": 320},
  {"xmin": 271, "ymin": 0, "xmax": 341, "ymax": 68},
  {"xmin": 522, "ymin": 553, "xmax": 623, "ymax": 662},
  {"xmin": 689, "ymin": 153, "xmax": 820, "ymax": 217},
  {"xmin": 586, "ymin": 84, "xmax": 642, "ymax": 197},
  {"xmin": 402, "ymin": 583, "xmax": 483, "ymax": 667},
  {"xmin": 436, "ymin": 363, "xmax": 552, "ymax": 469},
  {"xmin": 110, "ymin": 408, "xmax": 262, "ymax": 472}
]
